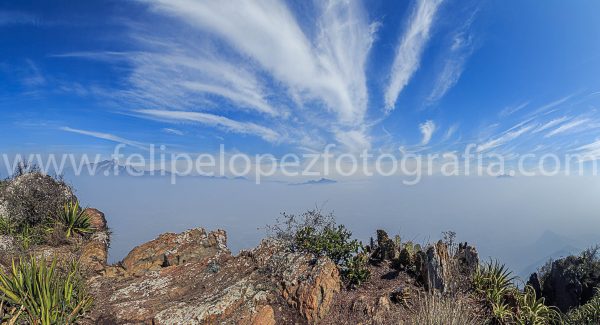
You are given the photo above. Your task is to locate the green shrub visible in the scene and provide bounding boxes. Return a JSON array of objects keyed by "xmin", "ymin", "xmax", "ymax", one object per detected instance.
[
  {"xmin": 566, "ymin": 290, "xmax": 600, "ymax": 324},
  {"xmin": 0, "ymin": 256, "xmax": 92, "ymax": 324},
  {"xmin": 294, "ymin": 223, "xmax": 360, "ymax": 265},
  {"xmin": 267, "ymin": 209, "xmax": 370, "ymax": 286},
  {"xmin": 57, "ymin": 201, "xmax": 92, "ymax": 238},
  {"xmin": 514, "ymin": 285, "xmax": 562, "ymax": 324},
  {"xmin": 344, "ymin": 250, "xmax": 370, "ymax": 288}
]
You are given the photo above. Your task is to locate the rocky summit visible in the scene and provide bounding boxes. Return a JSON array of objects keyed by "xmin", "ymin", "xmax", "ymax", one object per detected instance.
[{"xmin": 2, "ymin": 173, "xmax": 600, "ymax": 324}]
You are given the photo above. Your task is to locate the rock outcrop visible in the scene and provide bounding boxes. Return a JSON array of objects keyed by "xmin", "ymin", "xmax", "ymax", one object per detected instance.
[
  {"xmin": 418, "ymin": 241, "xmax": 451, "ymax": 293},
  {"xmin": 0, "ymin": 172, "xmax": 75, "ymax": 225},
  {"xmin": 121, "ymin": 228, "xmax": 229, "ymax": 276},
  {"xmin": 538, "ymin": 254, "xmax": 598, "ymax": 312},
  {"xmin": 86, "ymin": 230, "xmax": 342, "ymax": 324},
  {"xmin": 84, "ymin": 208, "xmax": 107, "ymax": 231}
]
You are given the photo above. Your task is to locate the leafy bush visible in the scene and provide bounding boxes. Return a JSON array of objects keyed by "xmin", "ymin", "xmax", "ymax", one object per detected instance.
[
  {"xmin": 538, "ymin": 246, "xmax": 600, "ymax": 311},
  {"xmin": 0, "ymin": 171, "xmax": 75, "ymax": 229},
  {"xmin": 0, "ymin": 256, "xmax": 92, "ymax": 324},
  {"xmin": 57, "ymin": 201, "xmax": 92, "ymax": 238},
  {"xmin": 566, "ymin": 289, "xmax": 600, "ymax": 324},
  {"xmin": 294, "ymin": 222, "xmax": 360, "ymax": 265},
  {"xmin": 514, "ymin": 285, "xmax": 562, "ymax": 324},
  {"xmin": 344, "ymin": 250, "xmax": 370, "ymax": 287},
  {"xmin": 267, "ymin": 209, "xmax": 370, "ymax": 286}
]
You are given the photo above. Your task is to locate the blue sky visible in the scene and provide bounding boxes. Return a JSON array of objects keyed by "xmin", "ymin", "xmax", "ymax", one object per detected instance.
[{"xmin": 2, "ymin": 0, "xmax": 600, "ymax": 159}]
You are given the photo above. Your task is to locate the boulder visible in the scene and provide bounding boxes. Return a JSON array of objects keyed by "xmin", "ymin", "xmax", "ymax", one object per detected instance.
[
  {"xmin": 80, "ymin": 231, "xmax": 110, "ymax": 274},
  {"xmin": 121, "ymin": 228, "xmax": 229, "ymax": 276},
  {"xmin": 83, "ymin": 208, "xmax": 107, "ymax": 231},
  {"xmin": 542, "ymin": 256, "xmax": 585, "ymax": 312},
  {"xmin": 0, "ymin": 172, "xmax": 75, "ymax": 225},
  {"xmin": 279, "ymin": 255, "xmax": 341, "ymax": 322}
]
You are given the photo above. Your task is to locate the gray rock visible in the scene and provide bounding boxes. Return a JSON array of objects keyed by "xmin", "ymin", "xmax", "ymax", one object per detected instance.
[
  {"xmin": 0, "ymin": 172, "xmax": 75, "ymax": 225},
  {"xmin": 0, "ymin": 235, "xmax": 14, "ymax": 252},
  {"xmin": 456, "ymin": 242, "xmax": 479, "ymax": 275},
  {"xmin": 417, "ymin": 241, "xmax": 451, "ymax": 293}
]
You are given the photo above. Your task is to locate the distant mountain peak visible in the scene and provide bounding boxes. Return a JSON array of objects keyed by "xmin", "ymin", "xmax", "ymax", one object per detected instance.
[{"xmin": 289, "ymin": 178, "xmax": 337, "ymax": 186}]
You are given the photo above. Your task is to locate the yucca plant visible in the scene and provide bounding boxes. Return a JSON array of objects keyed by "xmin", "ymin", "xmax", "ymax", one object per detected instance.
[
  {"xmin": 474, "ymin": 260, "xmax": 516, "ymax": 302},
  {"xmin": 513, "ymin": 285, "xmax": 562, "ymax": 325},
  {"xmin": 58, "ymin": 201, "xmax": 92, "ymax": 238},
  {"xmin": 0, "ymin": 256, "xmax": 92, "ymax": 324},
  {"xmin": 473, "ymin": 260, "xmax": 517, "ymax": 323}
]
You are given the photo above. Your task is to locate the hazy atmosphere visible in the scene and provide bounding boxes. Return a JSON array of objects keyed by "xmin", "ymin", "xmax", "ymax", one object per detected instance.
[{"xmin": 2, "ymin": 0, "xmax": 600, "ymax": 323}]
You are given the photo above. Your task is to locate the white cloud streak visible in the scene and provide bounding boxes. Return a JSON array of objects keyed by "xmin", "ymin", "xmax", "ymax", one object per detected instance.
[
  {"xmin": 58, "ymin": 0, "xmax": 378, "ymax": 151},
  {"xmin": 545, "ymin": 118, "xmax": 589, "ymax": 137},
  {"xmin": 60, "ymin": 127, "xmax": 147, "ymax": 150},
  {"xmin": 499, "ymin": 101, "xmax": 529, "ymax": 117},
  {"xmin": 419, "ymin": 120, "xmax": 436, "ymax": 145},
  {"xmin": 135, "ymin": 109, "xmax": 280, "ymax": 143},
  {"xmin": 477, "ymin": 124, "xmax": 534, "ymax": 152},
  {"xmin": 427, "ymin": 11, "xmax": 477, "ymax": 103},
  {"xmin": 148, "ymin": 0, "xmax": 375, "ymax": 126},
  {"xmin": 532, "ymin": 116, "xmax": 568, "ymax": 133},
  {"xmin": 162, "ymin": 128, "xmax": 184, "ymax": 136},
  {"xmin": 384, "ymin": 0, "xmax": 443, "ymax": 111},
  {"xmin": 529, "ymin": 95, "xmax": 573, "ymax": 117}
]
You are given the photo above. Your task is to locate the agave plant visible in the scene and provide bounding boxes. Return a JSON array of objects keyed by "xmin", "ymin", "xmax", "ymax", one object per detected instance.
[
  {"xmin": 474, "ymin": 260, "xmax": 516, "ymax": 302},
  {"xmin": 0, "ymin": 256, "xmax": 92, "ymax": 324},
  {"xmin": 58, "ymin": 201, "xmax": 92, "ymax": 238},
  {"xmin": 473, "ymin": 260, "xmax": 517, "ymax": 322},
  {"xmin": 513, "ymin": 285, "xmax": 562, "ymax": 325}
]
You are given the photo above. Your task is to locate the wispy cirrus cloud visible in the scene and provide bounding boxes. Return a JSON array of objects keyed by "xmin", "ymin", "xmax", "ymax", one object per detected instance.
[
  {"xmin": 60, "ymin": 126, "xmax": 147, "ymax": 150},
  {"xmin": 477, "ymin": 123, "xmax": 534, "ymax": 152},
  {"xmin": 162, "ymin": 128, "xmax": 184, "ymax": 136},
  {"xmin": 528, "ymin": 95, "xmax": 574, "ymax": 117},
  {"xmin": 144, "ymin": 0, "xmax": 375, "ymax": 146},
  {"xmin": 427, "ymin": 9, "xmax": 478, "ymax": 103},
  {"xmin": 384, "ymin": 0, "xmax": 443, "ymax": 112},
  {"xmin": 499, "ymin": 101, "xmax": 530, "ymax": 117},
  {"xmin": 532, "ymin": 116, "xmax": 568, "ymax": 133},
  {"xmin": 545, "ymin": 118, "xmax": 589, "ymax": 137},
  {"xmin": 59, "ymin": 0, "xmax": 378, "ymax": 151},
  {"xmin": 419, "ymin": 120, "xmax": 436, "ymax": 145},
  {"xmin": 134, "ymin": 109, "xmax": 280, "ymax": 143},
  {"xmin": 576, "ymin": 139, "xmax": 600, "ymax": 161}
]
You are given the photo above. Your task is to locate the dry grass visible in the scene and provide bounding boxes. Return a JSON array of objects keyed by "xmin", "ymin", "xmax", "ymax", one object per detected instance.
[{"xmin": 406, "ymin": 293, "xmax": 484, "ymax": 325}]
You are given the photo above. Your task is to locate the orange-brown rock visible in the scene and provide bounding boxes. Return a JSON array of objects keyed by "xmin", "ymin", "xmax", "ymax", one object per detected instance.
[
  {"xmin": 121, "ymin": 228, "xmax": 229, "ymax": 276},
  {"xmin": 83, "ymin": 208, "xmax": 107, "ymax": 231},
  {"xmin": 79, "ymin": 231, "xmax": 109, "ymax": 273},
  {"xmin": 85, "ymin": 235, "xmax": 342, "ymax": 324},
  {"xmin": 279, "ymin": 255, "xmax": 341, "ymax": 322}
]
